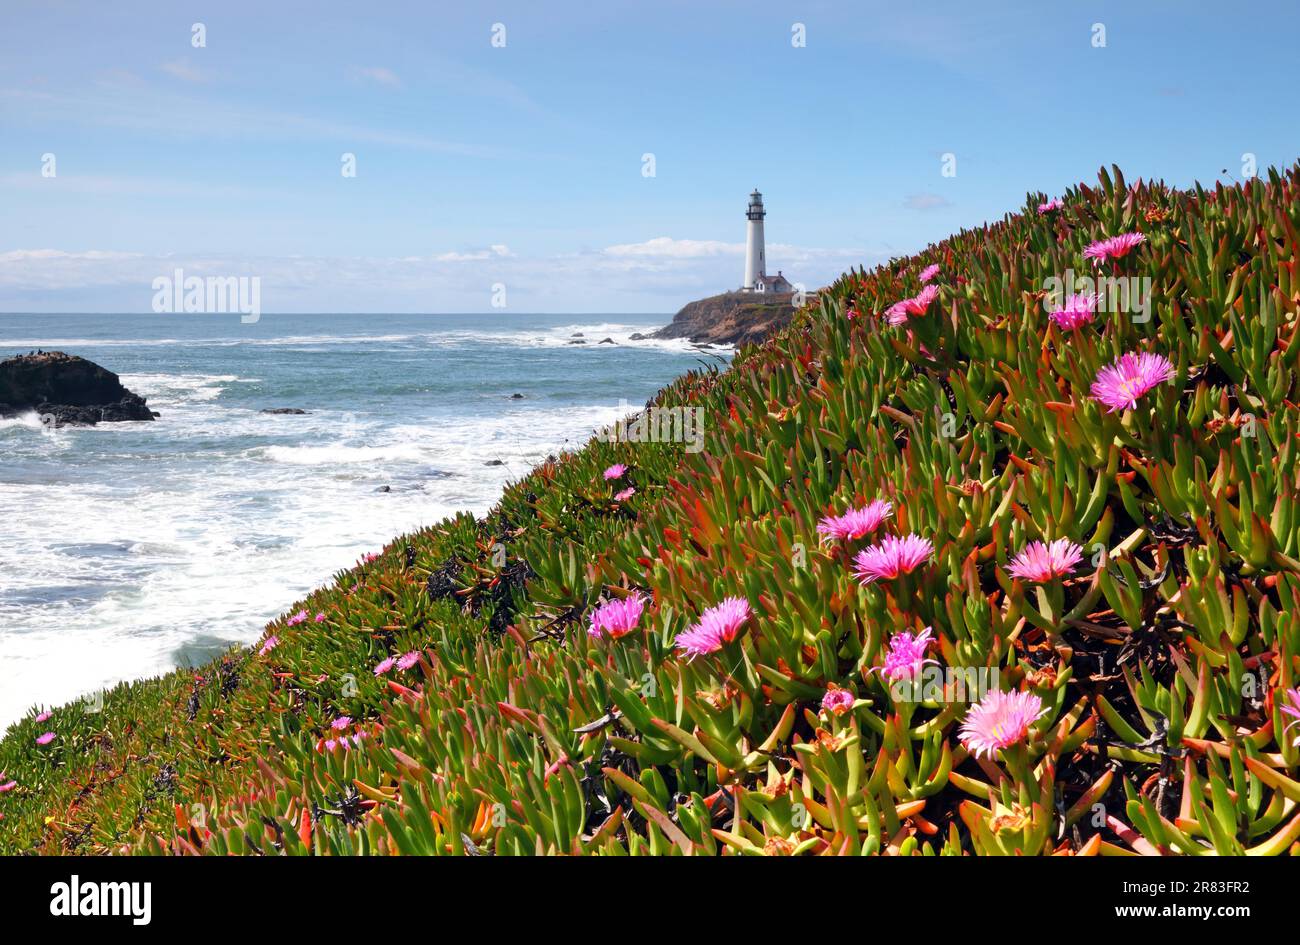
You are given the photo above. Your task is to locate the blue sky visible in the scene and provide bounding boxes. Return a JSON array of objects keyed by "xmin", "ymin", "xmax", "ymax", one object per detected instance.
[{"xmin": 2, "ymin": 0, "xmax": 1298, "ymax": 313}]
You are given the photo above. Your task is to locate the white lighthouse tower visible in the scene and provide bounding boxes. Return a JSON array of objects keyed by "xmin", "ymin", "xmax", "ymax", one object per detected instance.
[
  {"xmin": 743, "ymin": 189, "xmax": 766, "ymax": 290},
  {"xmin": 741, "ymin": 189, "xmax": 792, "ymax": 294}
]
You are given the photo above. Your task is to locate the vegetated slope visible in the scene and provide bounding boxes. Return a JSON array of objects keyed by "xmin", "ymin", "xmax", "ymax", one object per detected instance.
[{"xmin": 2, "ymin": 164, "xmax": 1299, "ymax": 855}]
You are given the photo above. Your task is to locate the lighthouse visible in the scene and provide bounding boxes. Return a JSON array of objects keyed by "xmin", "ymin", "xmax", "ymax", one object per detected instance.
[
  {"xmin": 743, "ymin": 189, "xmax": 766, "ymax": 290},
  {"xmin": 741, "ymin": 189, "xmax": 792, "ymax": 294}
]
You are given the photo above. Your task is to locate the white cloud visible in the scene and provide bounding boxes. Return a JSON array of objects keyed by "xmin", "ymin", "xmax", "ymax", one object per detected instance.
[
  {"xmin": 902, "ymin": 192, "xmax": 951, "ymax": 211},
  {"xmin": 602, "ymin": 237, "xmax": 740, "ymax": 259},
  {"xmin": 347, "ymin": 66, "xmax": 403, "ymax": 88},
  {"xmin": 159, "ymin": 59, "xmax": 208, "ymax": 83},
  {"xmin": 0, "ymin": 239, "xmax": 883, "ymax": 312}
]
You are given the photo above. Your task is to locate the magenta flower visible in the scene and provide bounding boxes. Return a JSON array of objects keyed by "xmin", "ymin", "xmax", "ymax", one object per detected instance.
[
  {"xmin": 36, "ymin": 732, "xmax": 56, "ymax": 746},
  {"xmin": 362, "ymin": 552, "xmax": 380, "ymax": 563},
  {"xmin": 286, "ymin": 609, "xmax": 308, "ymax": 626},
  {"xmin": 323, "ymin": 738, "xmax": 339, "ymax": 752},
  {"xmin": 34, "ymin": 710, "xmax": 52, "ymax": 723},
  {"xmin": 918, "ymin": 264, "xmax": 941, "ymax": 284},
  {"xmin": 846, "ymin": 306, "xmax": 860, "ymax": 320},
  {"xmin": 959, "ymin": 689, "xmax": 1047, "ymax": 759},
  {"xmin": 1090, "ymin": 352, "xmax": 1176, "ymax": 413},
  {"xmin": 1038, "ymin": 198, "xmax": 1063, "ymax": 214},
  {"xmin": 373, "ymin": 656, "xmax": 396, "ymax": 676},
  {"xmin": 852, "ymin": 534, "xmax": 934, "ymax": 584},
  {"xmin": 675, "ymin": 597, "xmax": 752, "ymax": 658},
  {"xmin": 396, "ymin": 651, "xmax": 421, "ymax": 670},
  {"xmin": 588, "ymin": 593, "xmax": 647, "ymax": 640},
  {"xmin": 0, "ymin": 779, "xmax": 16, "ymax": 793},
  {"xmin": 1048, "ymin": 293, "xmax": 1097, "ymax": 331},
  {"xmin": 878, "ymin": 627, "xmax": 939, "ymax": 681},
  {"xmin": 886, "ymin": 284, "xmax": 940, "ymax": 326},
  {"xmin": 314, "ymin": 612, "xmax": 326, "ymax": 623},
  {"xmin": 821, "ymin": 688, "xmax": 855, "ymax": 715},
  {"xmin": 1280, "ymin": 688, "xmax": 1300, "ymax": 746},
  {"xmin": 331, "ymin": 716, "xmax": 352, "ymax": 730},
  {"xmin": 614, "ymin": 487, "xmax": 636, "ymax": 502},
  {"xmin": 816, "ymin": 500, "xmax": 893, "ymax": 544},
  {"xmin": 1006, "ymin": 539, "xmax": 1084, "ymax": 583},
  {"xmin": 258, "ymin": 634, "xmax": 280, "ymax": 656},
  {"xmin": 603, "ymin": 463, "xmax": 627, "ymax": 480},
  {"xmin": 1083, "ymin": 231, "xmax": 1146, "ymax": 267}
]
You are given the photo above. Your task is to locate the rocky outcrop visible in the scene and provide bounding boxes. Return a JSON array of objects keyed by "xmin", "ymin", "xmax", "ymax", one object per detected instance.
[
  {"xmin": 652, "ymin": 291, "xmax": 798, "ymax": 346},
  {"xmin": 0, "ymin": 351, "xmax": 157, "ymax": 426}
]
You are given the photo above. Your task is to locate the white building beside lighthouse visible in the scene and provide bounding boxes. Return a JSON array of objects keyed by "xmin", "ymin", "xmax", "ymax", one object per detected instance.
[{"xmin": 740, "ymin": 189, "xmax": 792, "ymax": 294}]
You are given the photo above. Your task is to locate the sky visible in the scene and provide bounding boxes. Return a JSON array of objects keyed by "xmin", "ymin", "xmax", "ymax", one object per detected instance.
[{"xmin": 2, "ymin": 0, "xmax": 1298, "ymax": 314}]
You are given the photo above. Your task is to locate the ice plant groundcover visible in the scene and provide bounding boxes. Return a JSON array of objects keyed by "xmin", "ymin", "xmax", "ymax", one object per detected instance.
[{"xmin": 2, "ymin": 164, "xmax": 1300, "ymax": 856}]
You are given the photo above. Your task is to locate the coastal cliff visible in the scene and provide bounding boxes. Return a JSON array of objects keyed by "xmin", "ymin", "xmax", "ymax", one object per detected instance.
[{"xmin": 651, "ymin": 291, "xmax": 797, "ymax": 346}]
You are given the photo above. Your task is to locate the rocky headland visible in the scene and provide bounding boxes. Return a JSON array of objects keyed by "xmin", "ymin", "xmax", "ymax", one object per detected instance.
[{"xmin": 650, "ymin": 290, "xmax": 800, "ymax": 346}]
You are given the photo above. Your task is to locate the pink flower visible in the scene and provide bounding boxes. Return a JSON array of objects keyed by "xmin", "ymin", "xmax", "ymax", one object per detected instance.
[
  {"xmin": 314, "ymin": 612, "xmax": 326, "ymax": 623},
  {"xmin": 675, "ymin": 597, "xmax": 752, "ymax": 658},
  {"xmin": 846, "ymin": 306, "xmax": 860, "ymax": 320},
  {"xmin": 373, "ymin": 656, "xmax": 396, "ymax": 676},
  {"xmin": 34, "ymin": 710, "xmax": 52, "ymax": 723},
  {"xmin": 918, "ymin": 264, "xmax": 941, "ymax": 284},
  {"xmin": 878, "ymin": 627, "xmax": 939, "ymax": 681},
  {"xmin": 816, "ymin": 500, "xmax": 893, "ymax": 544},
  {"xmin": 352, "ymin": 732, "xmax": 367, "ymax": 748},
  {"xmin": 396, "ymin": 651, "xmax": 420, "ymax": 670},
  {"xmin": 1090, "ymin": 352, "xmax": 1176, "ymax": 413},
  {"xmin": 331, "ymin": 716, "xmax": 352, "ymax": 730},
  {"xmin": 1279, "ymin": 688, "xmax": 1300, "ymax": 746},
  {"xmin": 614, "ymin": 487, "xmax": 636, "ymax": 502},
  {"xmin": 0, "ymin": 779, "xmax": 16, "ymax": 793},
  {"xmin": 1048, "ymin": 293, "xmax": 1097, "ymax": 331},
  {"xmin": 959, "ymin": 689, "xmax": 1047, "ymax": 760},
  {"xmin": 603, "ymin": 464, "xmax": 627, "ymax": 480},
  {"xmin": 1038, "ymin": 198, "xmax": 1063, "ymax": 214},
  {"xmin": 1006, "ymin": 539, "xmax": 1084, "ymax": 583},
  {"xmin": 1083, "ymin": 231, "xmax": 1146, "ymax": 267},
  {"xmin": 258, "ymin": 634, "xmax": 280, "ymax": 656},
  {"xmin": 588, "ymin": 593, "xmax": 647, "ymax": 640},
  {"xmin": 821, "ymin": 688, "xmax": 855, "ymax": 715},
  {"xmin": 323, "ymin": 738, "xmax": 339, "ymax": 752},
  {"xmin": 362, "ymin": 552, "xmax": 380, "ymax": 563},
  {"xmin": 852, "ymin": 534, "xmax": 934, "ymax": 584},
  {"xmin": 35, "ymin": 732, "xmax": 56, "ymax": 746},
  {"xmin": 286, "ymin": 609, "xmax": 308, "ymax": 626},
  {"xmin": 886, "ymin": 284, "xmax": 940, "ymax": 326}
]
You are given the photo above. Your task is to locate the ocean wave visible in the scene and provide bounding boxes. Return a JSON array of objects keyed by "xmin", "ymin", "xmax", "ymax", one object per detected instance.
[
  {"xmin": 0, "ymin": 410, "xmax": 45, "ymax": 431},
  {"xmin": 258, "ymin": 442, "xmax": 430, "ymax": 465}
]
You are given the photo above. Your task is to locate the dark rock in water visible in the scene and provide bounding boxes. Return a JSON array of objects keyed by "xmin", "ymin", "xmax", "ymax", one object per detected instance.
[
  {"xmin": 509, "ymin": 393, "xmax": 524, "ymax": 400},
  {"xmin": 374, "ymin": 485, "xmax": 392, "ymax": 493},
  {"xmin": 567, "ymin": 339, "xmax": 586, "ymax": 345},
  {"xmin": 598, "ymin": 337, "xmax": 615, "ymax": 344},
  {"xmin": 484, "ymin": 459, "xmax": 505, "ymax": 466},
  {"xmin": 0, "ymin": 351, "xmax": 156, "ymax": 426},
  {"xmin": 628, "ymin": 333, "xmax": 647, "ymax": 341},
  {"xmin": 570, "ymin": 332, "xmax": 584, "ymax": 338},
  {"xmin": 261, "ymin": 407, "xmax": 310, "ymax": 415}
]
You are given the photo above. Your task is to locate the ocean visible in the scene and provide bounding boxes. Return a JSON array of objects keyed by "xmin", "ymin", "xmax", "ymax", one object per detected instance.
[{"xmin": 0, "ymin": 312, "xmax": 717, "ymax": 730}]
